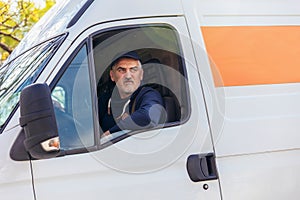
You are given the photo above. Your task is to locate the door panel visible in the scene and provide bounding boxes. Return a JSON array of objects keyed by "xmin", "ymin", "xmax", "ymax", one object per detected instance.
[
  {"xmin": 31, "ymin": 17, "xmax": 221, "ymax": 200},
  {"xmin": 2, "ymin": 125, "xmax": 33, "ymax": 200}
]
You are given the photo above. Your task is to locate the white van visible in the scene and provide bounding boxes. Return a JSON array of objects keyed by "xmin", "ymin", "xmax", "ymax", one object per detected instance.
[{"xmin": 1, "ymin": 0, "xmax": 300, "ymax": 199}]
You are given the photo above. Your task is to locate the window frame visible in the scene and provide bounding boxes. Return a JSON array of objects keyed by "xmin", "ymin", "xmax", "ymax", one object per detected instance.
[
  {"xmin": 49, "ymin": 39, "xmax": 99, "ymax": 156},
  {"xmin": 91, "ymin": 23, "xmax": 191, "ymax": 147}
]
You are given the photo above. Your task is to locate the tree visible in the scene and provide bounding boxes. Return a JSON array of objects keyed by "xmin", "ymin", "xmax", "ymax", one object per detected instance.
[{"xmin": 0, "ymin": 0, "xmax": 56, "ymax": 64}]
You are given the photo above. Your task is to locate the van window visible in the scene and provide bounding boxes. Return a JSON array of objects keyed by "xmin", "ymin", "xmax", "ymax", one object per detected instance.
[
  {"xmin": 6, "ymin": 0, "xmax": 88, "ymax": 62},
  {"xmin": 93, "ymin": 25, "xmax": 189, "ymax": 141},
  {"xmin": 52, "ymin": 44, "xmax": 95, "ymax": 150},
  {"xmin": 0, "ymin": 35, "xmax": 65, "ymax": 132}
]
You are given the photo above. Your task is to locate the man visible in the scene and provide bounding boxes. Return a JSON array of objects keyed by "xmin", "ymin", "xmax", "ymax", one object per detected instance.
[{"xmin": 99, "ymin": 51, "xmax": 165, "ymax": 138}]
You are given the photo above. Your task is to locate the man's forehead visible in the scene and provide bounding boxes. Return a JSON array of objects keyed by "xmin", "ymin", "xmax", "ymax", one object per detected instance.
[{"xmin": 114, "ymin": 58, "xmax": 140, "ymax": 68}]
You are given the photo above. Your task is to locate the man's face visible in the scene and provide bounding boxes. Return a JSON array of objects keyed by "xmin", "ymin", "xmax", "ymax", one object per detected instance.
[{"xmin": 110, "ymin": 58, "xmax": 143, "ymax": 99}]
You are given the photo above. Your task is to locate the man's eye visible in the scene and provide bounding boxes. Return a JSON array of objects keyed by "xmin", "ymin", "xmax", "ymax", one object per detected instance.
[
  {"xmin": 130, "ymin": 67, "xmax": 138, "ymax": 73},
  {"xmin": 117, "ymin": 68, "xmax": 126, "ymax": 73}
]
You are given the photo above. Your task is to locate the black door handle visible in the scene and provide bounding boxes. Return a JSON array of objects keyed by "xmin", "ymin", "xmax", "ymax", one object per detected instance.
[{"xmin": 186, "ymin": 153, "xmax": 218, "ymax": 182}]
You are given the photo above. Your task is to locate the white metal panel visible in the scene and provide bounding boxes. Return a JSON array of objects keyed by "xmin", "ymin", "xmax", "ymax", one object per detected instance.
[
  {"xmin": 216, "ymin": 83, "xmax": 300, "ymax": 156},
  {"xmin": 182, "ymin": 0, "xmax": 300, "ymax": 200},
  {"xmin": 65, "ymin": 0, "xmax": 184, "ymax": 42},
  {"xmin": 0, "ymin": 125, "xmax": 33, "ymax": 200},
  {"xmin": 184, "ymin": 0, "xmax": 300, "ymax": 156},
  {"xmin": 217, "ymin": 150, "xmax": 300, "ymax": 200},
  {"xmin": 193, "ymin": 0, "xmax": 300, "ymax": 26}
]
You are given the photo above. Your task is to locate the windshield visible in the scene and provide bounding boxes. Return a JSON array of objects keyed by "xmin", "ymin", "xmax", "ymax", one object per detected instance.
[
  {"xmin": 0, "ymin": 35, "xmax": 65, "ymax": 129},
  {"xmin": 4, "ymin": 0, "xmax": 88, "ymax": 64}
]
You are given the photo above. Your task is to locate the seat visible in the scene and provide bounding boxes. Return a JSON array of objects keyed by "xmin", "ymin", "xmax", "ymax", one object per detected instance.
[
  {"xmin": 163, "ymin": 96, "xmax": 180, "ymax": 123},
  {"xmin": 142, "ymin": 58, "xmax": 181, "ymax": 123}
]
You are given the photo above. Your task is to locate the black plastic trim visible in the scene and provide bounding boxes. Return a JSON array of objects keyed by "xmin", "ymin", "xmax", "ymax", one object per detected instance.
[
  {"xmin": 67, "ymin": 0, "xmax": 95, "ymax": 28},
  {"xmin": 10, "ymin": 130, "xmax": 29, "ymax": 161},
  {"xmin": 186, "ymin": 153, "xmax": 218, "ymax": 182}
]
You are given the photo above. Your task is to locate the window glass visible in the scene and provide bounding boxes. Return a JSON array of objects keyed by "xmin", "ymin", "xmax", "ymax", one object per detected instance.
[
  {"xmin": 93, "ymin": 25, "xmax": 189, "ymax": 142},
  {"xmin": 52, "ymin": 44, "xmax": 95, "ymax": 150},
  {"xmin": 52, "ymin": 86, "xmax": 66, "ymax": 110},
  {"xmin": 0, "ymin": 35, "xmax": 65, "ymax": 130},
  {"xmin": 5, "ymin": 0, "xmax": 88, "ymax": 63}
]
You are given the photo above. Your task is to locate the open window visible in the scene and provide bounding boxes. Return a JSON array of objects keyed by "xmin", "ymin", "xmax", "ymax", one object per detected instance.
[{"xmin": 93, "ymin": 25, "xmax": 190, "ymax": 135}]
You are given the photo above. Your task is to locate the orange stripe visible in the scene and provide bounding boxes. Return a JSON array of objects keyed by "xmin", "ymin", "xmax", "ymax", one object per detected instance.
[{"xmin": 201, "ymin": 26, "xmax": 300, "ymax": 86}]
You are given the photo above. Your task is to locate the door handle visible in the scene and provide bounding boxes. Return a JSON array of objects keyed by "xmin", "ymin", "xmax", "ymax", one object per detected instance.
[{"xmin": 186, "ymin": 153, "xmax": 218, "ymax": 182}]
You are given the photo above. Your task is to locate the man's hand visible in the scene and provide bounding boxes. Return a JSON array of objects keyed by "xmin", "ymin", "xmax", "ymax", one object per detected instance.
[
  {"xmin": 100, "ymin": 130, "xmax": 113, "ymax": 143},
  {"xmin": 101, "ymin": 130, "xmax": 111, "ymax": 138}
]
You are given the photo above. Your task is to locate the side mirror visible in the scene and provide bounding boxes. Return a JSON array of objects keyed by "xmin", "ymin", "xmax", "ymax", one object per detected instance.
[{"xmin": 19, "ymin": 83, "xmax": 60, "ymax": 159}]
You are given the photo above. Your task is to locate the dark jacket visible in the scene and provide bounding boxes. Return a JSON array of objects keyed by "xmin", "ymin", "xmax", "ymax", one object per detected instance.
[{"xmin": 99, "ymin": 85, "xmax": 165, "ymax": 134}]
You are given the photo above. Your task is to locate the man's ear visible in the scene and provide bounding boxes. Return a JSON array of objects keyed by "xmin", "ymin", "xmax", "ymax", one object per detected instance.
[{"xmin": 110, "ymin": 70, "xmax": 115, "ymax": 82}]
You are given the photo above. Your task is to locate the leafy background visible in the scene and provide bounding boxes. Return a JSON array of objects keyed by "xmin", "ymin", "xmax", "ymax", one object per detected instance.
[{"xmin": 0, "ymin": 0, "xmax": 56, "ymax": 65}]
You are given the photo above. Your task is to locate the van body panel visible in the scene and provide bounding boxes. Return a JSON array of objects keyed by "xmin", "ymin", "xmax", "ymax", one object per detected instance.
[
  {"xmin": 183, "ymin": 0, "xmax": 300, "ymax": 199},
  {"xmin": 0, "ymin": 127, "xmax": 33, "ymax": 199},
  {"xmin": 217, "ymin": 84, "xmax": 300, "ymax": 156},
  {"xmin": 64, "ymin": 0, "xmax": 184, "ymax": 49},
  {"xmin": 217, "ymin": 150, "xmax": 300, "ymax": 200},
  {"xmin": 71, "ymin": 0, "xmax": 184, "ymax": 29},
  {"xmin": 184, "ymin": 0, "xmax": 300, "ymax": 156}
]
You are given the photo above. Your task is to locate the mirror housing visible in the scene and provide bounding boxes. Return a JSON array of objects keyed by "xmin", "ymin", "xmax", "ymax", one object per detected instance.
[{"xmin": 19, "ymin": 83, "xmax": 60, "ymax": 159}]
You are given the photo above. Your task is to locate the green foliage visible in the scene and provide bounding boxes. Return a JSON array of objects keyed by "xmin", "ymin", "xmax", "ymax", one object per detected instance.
[{"xmin": 0, "ymin": 0, "xmax": 56, "ymax": 64}]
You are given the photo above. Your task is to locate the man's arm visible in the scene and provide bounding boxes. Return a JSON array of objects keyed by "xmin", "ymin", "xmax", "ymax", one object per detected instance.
[{"xmin": 108, "ymin": 88, "xmax": 164, "ymax": 134}]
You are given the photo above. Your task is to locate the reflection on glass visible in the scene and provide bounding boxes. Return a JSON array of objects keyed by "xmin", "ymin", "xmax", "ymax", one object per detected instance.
[
  {"xmin": 52, "ymin": 86, "xmax": 66, "ymax": 111},
  {"xmin": 5, "ymin": 0, "xmax": 88, "ymax": 64},
  {"xmin": 52, "ymin": 45, "xmax": 95, "ymax": 150},
  {"xmin": 0, "ymin": 36, "xmax": 65, "ymax": 128}
]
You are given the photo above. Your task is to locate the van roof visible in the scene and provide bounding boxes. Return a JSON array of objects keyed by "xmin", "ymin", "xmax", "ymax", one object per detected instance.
[{"xmin": 77, "ymin": 0, "xmax": 184, "ymax": 28}]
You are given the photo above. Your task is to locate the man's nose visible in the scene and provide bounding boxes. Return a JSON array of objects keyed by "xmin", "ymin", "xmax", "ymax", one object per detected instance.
[{"xmin": 124, "ymin": 70, "xmax": 132, "ymax": 78}]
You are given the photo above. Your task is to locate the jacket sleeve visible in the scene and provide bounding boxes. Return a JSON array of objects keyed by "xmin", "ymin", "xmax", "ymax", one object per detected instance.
[{"xmin": 109, "ymin": 89, "xmax": 164, "ymax": 133}]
